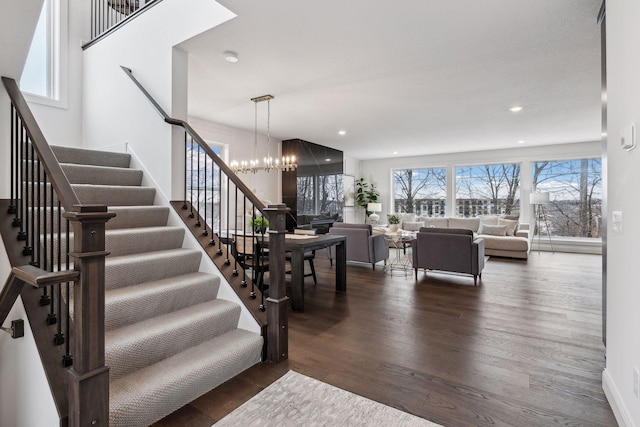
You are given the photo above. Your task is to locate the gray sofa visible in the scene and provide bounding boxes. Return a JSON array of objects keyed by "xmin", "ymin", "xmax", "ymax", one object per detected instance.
[
  {"xmin": 400, "ymin": 215, "xmax": 530, "ymax": 259},
  {"xmin": 328, "ymin": 223, "xmax": 389, "ymax": 270},
  {"xmin": 412, "ymin": 228, "xmax": 485, "ymax": 285}
]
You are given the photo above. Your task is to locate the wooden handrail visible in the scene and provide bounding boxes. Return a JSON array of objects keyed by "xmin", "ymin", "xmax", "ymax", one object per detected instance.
[
  {"xmin": 119, "ymin": 66, "xmax": 266, "ymax": 213},
  {"xmin": 2, "ymin": 76, "xmax": 112, "ymax": 426},
  {"xmin": 1, "ymin": 77, "xmax": 84, "ymax": 213}
]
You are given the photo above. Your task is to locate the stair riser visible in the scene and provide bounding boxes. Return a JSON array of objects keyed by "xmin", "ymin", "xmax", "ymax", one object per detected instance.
[
  {"xmin": 20, "ymin": 182, "xmax": 156, "ymax": 207},
  {"xmin": 107, "ymin": 300, "xmax": 240, "ymax": 380},
  {"xmin": 109, "ymin": 330, "xmax": 263, "ymax": 427},
  {"xmin": 61, "ymin": 163, "xmax": 143, "ymax": 186},
  {"xmin": 105, "ymin": 250, "xmax": 202, "ymax": 290},
  {"xmin": 105, "ymin": 273, "xmax": 220, "ymax": 331},
  {"xmin": 52, "ymin": 145, "xmax": 132, "ymax": 168}
]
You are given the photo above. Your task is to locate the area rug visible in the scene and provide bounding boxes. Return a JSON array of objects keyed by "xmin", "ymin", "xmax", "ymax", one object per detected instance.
[{"xmin": 214, "ymin": 370, "xmax": 442, "ymax": 426}]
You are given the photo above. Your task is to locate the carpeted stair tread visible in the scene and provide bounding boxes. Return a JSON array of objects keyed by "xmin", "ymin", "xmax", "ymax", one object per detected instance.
[
  {"xmin": 105, "ymin": 226, "xmax": 185, "ymax": 257},
  {"xmin": 105, "ymin": 272, "xmax": 220, "ymax": 331},
  {"xmin": 109, "ymin": 328, "xmax": 263, "ymax": 427},
  {"xmin": 106, "ymin": 299, "xmax": 242, "ymax": 380},
  {"xmin": 61, "ymin": 163, "xmax": 143, "ymax": 186},
  {"xmin": 42, "ymin": 225, "xmax": 186, "ymax": 264},
  {"xmin": 72, "ymin": 183, "xmax": 156, "ymax": 206},
  {"xmin": 52, "ymin": 145, "xmax": 131, "ymax": 168},
  {"xmin": 105, "ymin": 248, "xmax": 202, "ymax": 290},
  {"xmin": 106, "ymin": 206, "xmax": 170, "ymax": 229}
]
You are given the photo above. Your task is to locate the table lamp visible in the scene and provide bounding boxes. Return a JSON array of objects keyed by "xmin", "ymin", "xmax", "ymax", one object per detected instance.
[{"xmin": 367, "ymin": 203, "xmax": 382, "ymax": 223}]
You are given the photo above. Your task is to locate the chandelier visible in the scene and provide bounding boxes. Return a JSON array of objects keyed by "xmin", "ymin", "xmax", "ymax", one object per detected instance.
[{"xmin": 230, "ymin": 94, "xmax": 297, "ymax": 173}]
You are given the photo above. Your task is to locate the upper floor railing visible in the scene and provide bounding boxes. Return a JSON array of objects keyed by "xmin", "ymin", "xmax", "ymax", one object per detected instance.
[{"xmin": 89, "ymin": 0, "xmax": 159, "ymax": 43}]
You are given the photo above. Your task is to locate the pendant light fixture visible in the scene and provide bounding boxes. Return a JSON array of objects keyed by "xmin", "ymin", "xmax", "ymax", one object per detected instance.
[{"xmin": 230, "ymin": 95, "xmax": 297, "ymax": 173}]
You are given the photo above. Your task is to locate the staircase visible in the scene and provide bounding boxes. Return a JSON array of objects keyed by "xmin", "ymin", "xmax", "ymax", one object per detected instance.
[{"xmin": 51, "ymin": 145, "xmax": 263, "ymax": 427}]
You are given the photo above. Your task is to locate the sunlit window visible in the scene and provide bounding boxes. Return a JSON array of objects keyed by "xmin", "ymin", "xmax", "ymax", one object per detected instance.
[
  {"xmin": 455, "ymin": 163, "xmax": 521, "ymax": 217},
  {"xmin": 532, "ymin": 159, "xmax": 602, "ymax": 238},
  {"xmin": 393, "ymin": 167, "xmax": 447, "ymax": 216},
  {"xmin": 20, "ymin": 0, "xmax": 66, "ymax": 103}
]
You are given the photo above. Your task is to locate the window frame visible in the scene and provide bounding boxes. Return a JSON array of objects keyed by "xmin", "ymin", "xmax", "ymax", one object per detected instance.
[
  {"xmin": 454, "ymin": 161, "xmax": 521, "ymax": 218},
  {"xmin": 391, "ymin": 166, "xmax": 447, "ymax": 217},
  {"xmin": 21, "ymin": 0, "xmax": 69, "ymax": 109}
]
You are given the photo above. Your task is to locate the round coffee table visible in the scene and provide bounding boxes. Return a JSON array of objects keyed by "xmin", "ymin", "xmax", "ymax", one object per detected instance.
[{"xmin": 383, "ymin": 232, "xmax": 414, "ymax": 275}]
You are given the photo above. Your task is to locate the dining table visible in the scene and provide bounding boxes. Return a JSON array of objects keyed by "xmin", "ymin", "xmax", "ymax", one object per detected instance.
[{"xmin": 218, "ymin": 231, "xmax": 347, "ymax": 312}]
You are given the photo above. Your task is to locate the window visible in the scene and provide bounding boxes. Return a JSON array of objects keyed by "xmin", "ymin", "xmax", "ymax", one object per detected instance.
[
  {"xmin": 455, "ymin": 163, "xmax": 520, "ymax": 217},
  {"xmin": 20, "ymin": 0, "xmax": 67, "ymax": 105},
  {"xmin": 532, "ymin": 159, "xmax": 602, "ymax": 238},
  {"xmin": 393, "ymin": 167, "xmax": 447, "ymax": 216},
  {"xmin": 297, "ymin": 174, "xmax": 344, "ymax": 216},
  {"xmin": 187, "ymin": 142, "xmax": 224, "ymax": 229}
]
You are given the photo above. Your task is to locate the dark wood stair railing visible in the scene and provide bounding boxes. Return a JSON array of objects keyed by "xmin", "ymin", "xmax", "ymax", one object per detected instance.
[
  {"xmin": 1, "ymin": 76, "xmax": 113, "ymax": 427},
  {"xmin": 121, "ymin": 66, "xmax": 290, "ymax": 362}
]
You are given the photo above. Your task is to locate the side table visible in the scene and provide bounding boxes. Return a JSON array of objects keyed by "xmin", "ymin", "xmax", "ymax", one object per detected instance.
[{"xmin": 383, "ymin": 232, "xmax": 415, "ymax": 275}]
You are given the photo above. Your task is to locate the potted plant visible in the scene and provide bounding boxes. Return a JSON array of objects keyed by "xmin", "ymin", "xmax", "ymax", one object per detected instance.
[
  {"xmin": 249, "ymin": 215, "xmax": 269, "ymax": 233},
  {"xmin": 387, "ymin": 213, "xmax": 401, "ymax": 232},
  {"xmin": 355, "ymin": 178, "xmax": 380, "ymax": 222}
]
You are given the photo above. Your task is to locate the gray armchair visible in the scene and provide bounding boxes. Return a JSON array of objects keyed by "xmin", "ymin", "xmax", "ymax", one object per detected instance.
[
  {"xmin": 412, "ymin": 227, "xmax": 485, "ymax": 285},
  {"xmin": 328, "ymin": 223, "xmax": 388, "ymax": 270}
]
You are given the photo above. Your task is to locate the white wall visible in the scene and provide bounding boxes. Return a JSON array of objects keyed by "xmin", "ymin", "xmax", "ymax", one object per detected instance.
[
  {"xmin": 360, "ymin": 140, "xmax": 601, "ymax": 227},
  {"xmin": 27, "ymin": 0, "xmax": 87, "ymax": 149},
  {"xmin": 83, "ymin": 0, "xmax": 236, "ymax": 199},
  {"xmin": 0, "ymin": 0, "xmax": 43, "ymax": 199},
  {"xmin": 603, "ymin": 2, "xmax": 640, "ymax": 426},
  {"xmin": 188, "ymin": 116, "xmax": 281, "ymax": 205},
  {"xmin": 0, "ymin": 235, "xmax": 58, "ymax": 427},
  {"xmin": 343, "ymin": 154, "xmax": 361, "ymax": 223}
]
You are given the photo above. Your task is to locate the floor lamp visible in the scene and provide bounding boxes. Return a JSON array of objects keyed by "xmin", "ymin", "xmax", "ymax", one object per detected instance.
[{"xmin": 529, "ymin": 192, "xmax": 554, "ymax": 254}]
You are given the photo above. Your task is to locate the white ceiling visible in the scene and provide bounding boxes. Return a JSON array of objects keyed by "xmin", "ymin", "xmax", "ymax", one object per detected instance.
[{"xmin": 180, "ymin": 0, "xmax": 603, "ymax": 161}]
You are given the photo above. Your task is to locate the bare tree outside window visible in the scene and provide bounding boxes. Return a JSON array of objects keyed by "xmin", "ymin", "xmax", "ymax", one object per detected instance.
[
  {"xmin": 186, "ymin": 142, "xmax": 222, "ymax": 229},
  {"xmin": 533, "ymin": 159, "xmax": 602, "ymax": 238},
  {"xmin": 455, "ymin": 163, "xmax": 520, "ymax": 217},
  {"xmin": 297, "ymin": 174, "xmax": 344, "ymax": 216},
  {"xmin": 393, "ymin": 167, "xmax": 446, "ymax": 216}
]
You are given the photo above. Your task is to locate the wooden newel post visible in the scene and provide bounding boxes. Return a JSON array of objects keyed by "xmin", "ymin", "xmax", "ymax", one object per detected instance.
[
  {"xmin": 263, "ymin": 204, "xmax": 290, "ymax": 362},
  {"xmin": 64, "ymin": 205, "xmax": 115, "ymax": 427}
]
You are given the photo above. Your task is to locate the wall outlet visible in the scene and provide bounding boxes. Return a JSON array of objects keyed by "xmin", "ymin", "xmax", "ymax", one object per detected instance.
[{"xmin": 634, "ymin": 367, "xmax": 639, "ymax": 399}]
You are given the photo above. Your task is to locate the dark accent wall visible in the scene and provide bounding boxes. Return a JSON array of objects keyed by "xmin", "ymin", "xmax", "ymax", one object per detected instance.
[{"xmin": 282, "ymin": 139, "xmax": 344, "ymax": 230}]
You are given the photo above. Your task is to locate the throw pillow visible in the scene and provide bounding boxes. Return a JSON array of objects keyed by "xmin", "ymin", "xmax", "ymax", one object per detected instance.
[
  {"xmin": 479, "ymin": 216, "xmax": 498, "ymax": 227},
  {"xmin": 497, "ymin": 218, "xmax": 518, "ymax": 236},
  {"xmin": 478, "ymin": 224, "xmax": 508, "ymax": 236},
  {"xmin": 400, "ymin": 213, "xmax": 416, "ymax": 225}
]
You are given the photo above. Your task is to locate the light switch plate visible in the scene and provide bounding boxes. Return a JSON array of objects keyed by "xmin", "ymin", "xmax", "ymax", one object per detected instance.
[
  {"xmin": 612, "ymin": 211, "xmax": 623, "ymax": 233},
  {"xmin": 621, "ymin": 124, "xmax": 636, "ymax": 151}
]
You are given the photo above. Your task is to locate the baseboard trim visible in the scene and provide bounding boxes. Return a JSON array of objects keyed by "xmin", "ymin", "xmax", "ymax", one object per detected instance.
[{"xmin": 603, "ymin": 368, "xmax": 636, "ymax": 427}]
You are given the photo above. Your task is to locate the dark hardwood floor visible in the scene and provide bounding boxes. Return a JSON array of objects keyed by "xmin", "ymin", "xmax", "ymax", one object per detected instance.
[{"xmin": 152, "ymin": 251, "xmax": 616, "ymax": 427}]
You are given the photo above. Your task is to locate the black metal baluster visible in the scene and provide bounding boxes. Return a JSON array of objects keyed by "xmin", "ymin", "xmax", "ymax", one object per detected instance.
[
  {"xmin": 195, "ymin": 143, "xmax": 201, "ymax": 227},
  {"xmin": 249, "ymin": 206, "xmax": 257, "ymax": 299},
  {"xmin": 54, "ymin": 200, "xmax": 64, "ymax": 346},
  {"xmin": 214, "ymin": 165, "xmax": 222, "ymax": 248},
  {"xmin": 43, "ymin": 171, "xmax": 57, "ymax": 325},
  {"xmin": 24, "ymin": 141, "xmax": 34, "ymax": 258},
  {"xmin": 8, "ymin": 106, "xmax": 16, "ymax": 214},
  {"xmin": 189, "ymin": 139, "xmax": 194, "ymax": 219},
  {"xmin": 17, "ymin": 122, "xmax": 26, "ymax": 238},
  {"xmin": 62, "ymin": 217, "xmax": 72, "ymax": 367},
  {"xmin": 182, "ymin": 132, "xmax": 188, "ymax": 210},
  {"xmin": 34, "ymin": 156, "xmax": 41, "ymax": 268},
  {"xmin": 202, "ymin": 149, "xmax": 208, "ymax": 236}
]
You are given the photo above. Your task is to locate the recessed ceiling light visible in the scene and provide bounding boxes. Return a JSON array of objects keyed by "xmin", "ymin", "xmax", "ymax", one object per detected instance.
[
  {"xmin": 517, "ymin": 140, "xmax": 525, "ymax": 144},
  {"xmin": 338, "ymin": 130, "xmax": 346, "ymax": 136},
  {"xmin": 509, "ymin": 106, "xmax": 523, "ymax": 112},
  {"xmin": 325, "ymin": 158, "xmax": 331, "ymax": 162},
  {"xmin": 392, "ymin": 151, "xmax": 398, "ymax": 155},
  {"xmin": 223, "ymin": 51, "xmax": 238, "ymax": 63}
]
